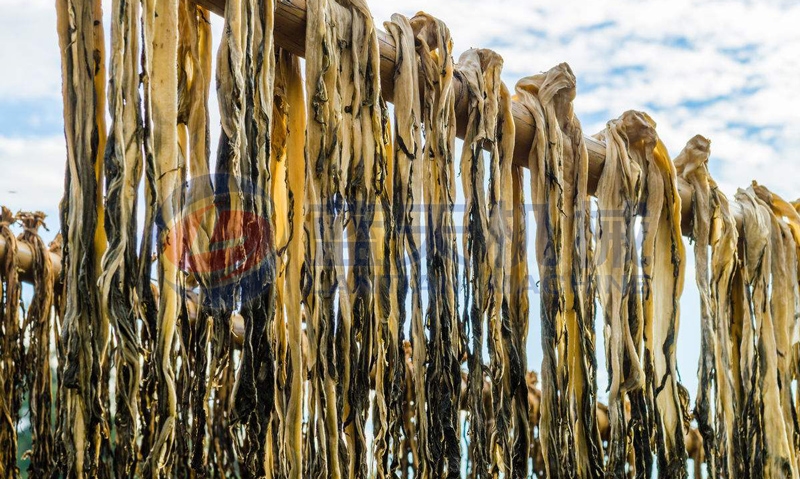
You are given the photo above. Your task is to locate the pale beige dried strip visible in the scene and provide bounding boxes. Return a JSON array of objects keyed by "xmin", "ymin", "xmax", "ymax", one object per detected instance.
[
  {"xmin": 273, "ymin": 48, "xmax": 306, "ymax": 479},
  {"xmin": 593, "ymin": 116, "xmax": 643, "ymax": 478},
  {"xmin": 378, "ymin": 13, "xmax": 423, "ymax": 479},
  {"xmin": 0, "ymin": 209, "xmax": 21, "ymax": 477},
  {"xmin": 412, "ymin": 11, "xmax": 462, "ymax": 476},
  {"xmin": 737, "ymin": 186, "xmax": 796, "ymax": 477},
  {"xmin": 708, "ymin": 180, "xmax": 739, "ymax": 478},
  {"xmin": 458, "ymin": 47, "xmax": 496, "ymax": 476},
  {"xmin": 143, "ymin": 0, "xmax": 182, "ymax": 473},
  {"xmin": 619, "ymin": 111, "xmax": 687, "ymax": 477},
  {"xmin": 674, "ymin": 135, "xmax": 717, "ymax": 476},
  {"xmin": 515, "ymin": 63, "xmax": 595, "ymax": 478},
  {"xmin": 54, "ymin": 0, "xmax": 109, "ymax": 475},
  {"xmin": 17, "ymin": 212, "xmax": 55, "ymax": 477},
  {"xmin": 305, "ymin": 0, "xmax": 344, "ymax": 476},
  {"xmin": 753, "ymin": 183, "xmax": 800, "ymax": 476},
  {"xmin": 99, "ymin": 0, "xmax": 144, "ymax": 473}
]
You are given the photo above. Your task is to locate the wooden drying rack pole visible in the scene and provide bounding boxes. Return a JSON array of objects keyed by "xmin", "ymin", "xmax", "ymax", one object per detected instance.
[
  {"xmin": 2, "ymin": 0, "xmax": 736, "ymax": 291},
  {"xmin": 195, "ymin": 0, "xmax": 711, "ymax": 220}
]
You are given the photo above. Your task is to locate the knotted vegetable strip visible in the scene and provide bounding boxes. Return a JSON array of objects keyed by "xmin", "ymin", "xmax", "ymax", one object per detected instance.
[
  {"xmin": 379, "ymin": 14, "xmax": 421, "ymax": 478},
  {"xmin": 142, "ymin": 0, "xmax": 182, "ymax": 473},
  {"xmin": 305, "ymin": 0, "xmax": 346, "ymax": 476},
  {"xmin": 100, "ymin": 0, "xmax": 144, "ymax": 472},
  {"xmin": 55, "ymin": 0, "xmax": 109, "ymax": 475},
  {"xmin": 737, "ymin": 187, "xmax": 796, "ymax": 477},
  {"xmin": 516, "ymin": 63, "xmax": 593, "ymax": 478},
  {"xmin": 593, "ymin": 117, "xmax": 644, "ymax": 479},
  {"xmin": 621, "ymin": 111, "xmax": 687, "ymax": 478},
  {"xmin": 674, "ymin": 135, "xmax": 718, "ymax": 477},
  {"xmin": 273, "ymin": 48, "xmax": 306, "ymax": 479},
  {"xmin": 412, "ymin": 12, "xmax": 463, "ymax": 477},
  {"xmin": 0, "ymin": 208, "xmax": 21, "ymax": 478},
  {"xmin": 18, "ymin": 212, "xmax": 55, "ymax": 478}
]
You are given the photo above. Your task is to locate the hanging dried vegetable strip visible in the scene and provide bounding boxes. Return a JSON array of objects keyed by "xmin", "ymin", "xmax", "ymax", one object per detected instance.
[
  {"xmin": 332, "ymin": 3, "xmax": 388, "ymax": 476},
  {"xmin": 208, "ymin": 3, "xmax": 248, "ymax": 475},
  {"xmin": 754, "ymin": 183, "xmax": 800, "ymax": 473},
  {"xmin": 382, "ymin": 14, "xmax": 425, "ymax": 477},
  {"xmin": 305, "ymin": 0, "xmax": 345, "ymax": 476},
  {"xmin": 674, "ymin": 135, "xmax": 718, "ymax": 478},
  {"xmin": 271, "ymin": 48, "xmax": 291, "ymax": 479},
  {"xmin": 137, "ymin": 0, "xmax": 160, "ymax": 462},
  {"xmin": 457, "ymin": 48, "xmax": 494, "ymax": 478},
  {"xmin": 750, "ymin": 185, "xmax": 798, "ymax": 477},
  {"xmin": 273, "ymin": 48, "xmax": 306, "ymax": 479},
  {"xmin": 18, "ymin": 212, "xmax": 55, "ymax": 477},
  {"xmin": 412, "ymin": 12, "xmax": 462, "ymax": 478},
  {"xmin": 708, "ymin": 181, "xmax": 740, "ymax": 479},
  {"xmin": 174, "ymin": 1, "xmax": 215, "ymax": 474},
  {"xmin": 100, "ymin": 0, "xmax": 144, "ymax": 472},
  {"xmin": 736, "ymin": 187, "xmax": 797, "ymax": 477},
  {"xmin": 514, "ymin": 63, "xmax": 581, "ymax": 478},
  {"xmin": 55, "ymin": 0, "xmax": 109, "ymax": 475},
  {"xmin": 455, "ymin": 47, "xmax": 516, "ymax": 476},
  {"xmin": 509, "ymin": 160, "xmax": 530, "ymax": 479},
  {"xmin": 593, "ymin": 117, "xmax": 644, "ymax": 478},
  {"xmin": 228, "ymin": 0, "xmax": 278, "ymax": 475},
  {"xmin": 142, "ymin": 0, "xmax": 183, "ymax": 473},
  {"xmin": 558, "ymin": 66, "xmax": 600, "ymax": 479},
  {"xmin": 616, "ymin": 111, "xmax": 686, "ymax": 478},
  {"xmin": 0, "ymin": 208, "xmax": 21, "ymax": 478}
]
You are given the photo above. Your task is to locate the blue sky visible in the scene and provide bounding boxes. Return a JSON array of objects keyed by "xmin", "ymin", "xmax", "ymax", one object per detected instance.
[{"xmin": 1, "ymin": 0, "xmax": 799, "ymax": 403}]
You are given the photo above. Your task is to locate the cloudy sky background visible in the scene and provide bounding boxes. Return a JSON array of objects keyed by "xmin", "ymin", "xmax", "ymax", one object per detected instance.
[{"xmin": 2, "ymin": 0, "xmax": 800, "ymax": 402}]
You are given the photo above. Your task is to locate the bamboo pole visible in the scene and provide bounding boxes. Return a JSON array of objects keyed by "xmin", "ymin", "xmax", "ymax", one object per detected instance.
[
  {"xmin": 0, "ymin": 233, "xmax": 60, "ymax": 283},
  {"xmin": 194, "ymin": 0, "xmax": 705, "ymax": 217}
]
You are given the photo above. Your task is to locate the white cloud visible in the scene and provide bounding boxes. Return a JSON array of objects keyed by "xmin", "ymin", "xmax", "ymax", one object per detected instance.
[
  {"xmin": 0, "ymin": 0, "xmax": 62, "ymax": 100},
  {"xmin": 0, "ymin": 135, "xmax": 65, "ymax": 242}
]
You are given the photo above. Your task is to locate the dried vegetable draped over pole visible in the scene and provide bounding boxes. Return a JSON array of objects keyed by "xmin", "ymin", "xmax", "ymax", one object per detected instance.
[
  {"xmin": 375, "ymin": 13, "xmax": 422, "ymax": 479},
  {"xmin": 2, "ymin": 0, "xmax": 800, "ymax": 477},
  {"xmin": 413, "ymin": 12, "xmax": 463, "ymax": 478},
  {"xmin": 592, "ymin": 115, "xmax": 645, "ymax": 479},
  {"xmin": 18, "ymin": 212, "xmax": 56, "ymax": 477},
  {"xmin": 514, "ymin": 63, "xmax": 600, "ymax": 479},
  {"xmin": 456, "ymin": 47, "xmax": 517, "ymax": 478}
]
